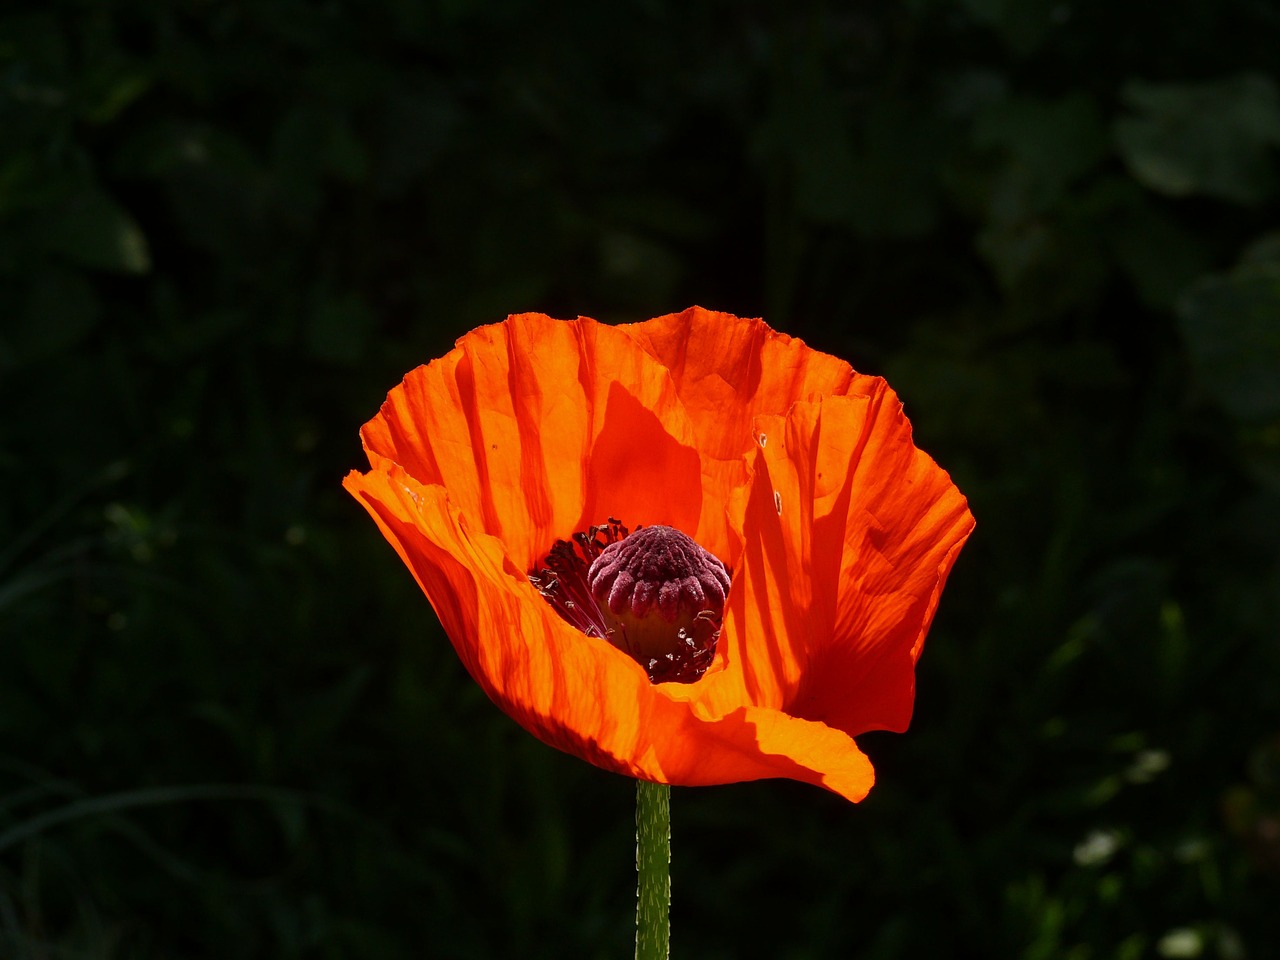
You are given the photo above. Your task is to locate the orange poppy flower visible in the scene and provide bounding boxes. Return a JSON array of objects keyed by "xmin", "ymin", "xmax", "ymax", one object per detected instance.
[{"xmin": 344, "ymin": 307, "xmax": 973, "ymax": 803}]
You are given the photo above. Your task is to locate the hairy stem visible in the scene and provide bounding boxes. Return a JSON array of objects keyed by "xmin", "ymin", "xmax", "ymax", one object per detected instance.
[{"xmin": 635, "ymin": 779, "xmax": 670, "ymax": 960}]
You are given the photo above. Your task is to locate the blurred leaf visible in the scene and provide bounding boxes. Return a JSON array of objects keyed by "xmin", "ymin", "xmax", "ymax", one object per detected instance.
[
  {"xmin": 1177, "ymin": 262, "xmax": 1280, "ymax": 421},
  {"xmin": 780, "ymin": 93, "xmax": 941, "ymax": 238},
  {"xmin": 1241, "ymin": 231, "xmax": 1280, "ymax": 266},
  {"xmin": 939, "ymin": 69, "xmax": 1009, "ymax": 121},
  {"xmin": 0, "ymin": 153, "xmax": 40, "ymax": 217},
  {"xmin": 36, "ymin": 186, "xmax": 151, "ymax": 274},
  {"xmin": 842, "ymin": 103, "xmax": 944, "ymax": 238},
  {"xmin": 1109, "ymin": 196, "xmax": 1213, "ymax": 308},
  {"xmin": 19, "ymin": 264, "xmax": 100, "ymax": 360},
  {"xmin": 272, "ymin": 105, "xmax": 368, "ymax": 211},
  {"xmin": 111, "ymin": 123, "xmax": 270, "ymax": 262},
  {"xmin": 114, "ymin": 121, "xmax": 262, "ymax": 181},
  {"xmin": 971, "ymin": 93, "xmax": 1109, "ymax": 219},
  {"xmin": 1236, "ymin": 422, "xmax": 1280, "ymax": 493},
  {"xmin": 957, "ymin": 93, "xmax": 1110, "ymax": 294},
  {"xmin": 975, "ymin": 218, "xmax": 1052, "ymax": 289},
  {"xmin": 1115, "ymin": 74, "xmax": 1280, "ymax": 204},
  {"xmin": 957, "ymin": 0, "xmax": 1067, "ymax": 56},
  {"xmin": 83, "ymin": 68, "xmax": 152, "ymax": 125},
  {"xmin": 0, "ymin": 11, "xmax": 69, "ymax": 93},
  {"xmin": 147, "ymin": 296, "xmax": 249, "ymax": 362}
]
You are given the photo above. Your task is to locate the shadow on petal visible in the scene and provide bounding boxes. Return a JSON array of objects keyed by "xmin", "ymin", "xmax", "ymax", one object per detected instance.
[{"xmin": 580, "ymin": 380, "xmax": 703, "ymax": 535}]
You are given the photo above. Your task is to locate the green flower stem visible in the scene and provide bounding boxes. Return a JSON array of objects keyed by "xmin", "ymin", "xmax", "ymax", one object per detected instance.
[{"xmin": 635, "ymin": 779, "xmax": 671, "ymax": 960}]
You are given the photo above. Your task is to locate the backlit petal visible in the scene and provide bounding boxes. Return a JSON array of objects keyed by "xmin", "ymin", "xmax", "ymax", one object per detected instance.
[
  {"xmin": 621, "ymin": 307, "xmax": 882, "ymax": 561},
  {"xmin": 347, "ymin": 310, "xmax": 972, "ymax": 803},
  {"xmin": 344, "ymin": 462, "xmax": 875, "ymax": 801},
  {"xmin": 622, "ymin": 306, "xmax": 877, "ymax": 461},
  {"xmin": 360, "ymin": 315, "xmax": 713, "ymax": 572},
  {"xmin": 728, "ymin": 388, "xmax": 974, "ymax": 736}
]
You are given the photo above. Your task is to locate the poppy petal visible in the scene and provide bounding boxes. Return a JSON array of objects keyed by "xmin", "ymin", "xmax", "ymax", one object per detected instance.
[
  {"xmin": 344, "ymin": 463, "xmax": 876, "ymax": 801},
  {"xmin": 726, "ymin": 387, "xmax": 974, "ymax": 737},
  {"xmin": 621, "ymin": 307, "xmax": 886, "ymax": 562},
  {"xmin": 621, "ymin": 306, "xmax": 878, "ymax": 462},
  {"xmin": 359, "ymin": 315, "xmax": 715, "ymax": 572},
  {"xmin": 347, "ymin": 310, "xmax": 971, "ymax": 804}
]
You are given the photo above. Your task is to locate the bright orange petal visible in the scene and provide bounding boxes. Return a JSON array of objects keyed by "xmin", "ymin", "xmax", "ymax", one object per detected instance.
[
  {"xmin": 621, "ymin": 306, "xmax": 877, "ymax": 461},
  {"xmin": 620, "ymin": 307, "xmax": 882, "ymax": 561},
  {"xmin": 360, "ymin": 314, "xmax": 720, "ymax": 572},
  {"xmin": 347, "ymin": 310, "xmax": 970, "ymax": 804},
  {"xmin": 803, "ymin": 395, "xmax": 973, "ymax": 735},
  {"xmin": 723, "ymin": 387, "xmax": 973, "ymax": 737},
  {"xmin": 343, "ymin": 462, "xmax": 875, "ymax": 802},
  {"xmin": 651, "ymin": 705, "xmax": 875, "ymax": 802}
]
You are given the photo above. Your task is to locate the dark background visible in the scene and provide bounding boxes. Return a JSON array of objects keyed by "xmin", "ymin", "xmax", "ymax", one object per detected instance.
[{"xmin": 3, "ymin": 1, "xmax": 1280, "ymax": 957}]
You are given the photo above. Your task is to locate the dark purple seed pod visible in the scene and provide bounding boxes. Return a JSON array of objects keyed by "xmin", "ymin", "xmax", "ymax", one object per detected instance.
[{"xmin": 587, "ymin": 525, "xmax": 731, "ymax": 622}]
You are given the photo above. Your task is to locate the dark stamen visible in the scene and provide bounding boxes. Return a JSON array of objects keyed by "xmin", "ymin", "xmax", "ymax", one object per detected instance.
[
  {"xmin": 529, "ymin": 519, "xmax": 728, "ymax": 685},
  {"xmin": 528, "ymin": 519, "xmax": 630, "ymax": 640}
]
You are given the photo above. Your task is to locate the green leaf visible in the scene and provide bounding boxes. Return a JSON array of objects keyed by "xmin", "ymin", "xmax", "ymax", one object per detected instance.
[
  {"xmin": 1109, "ymin": 199, "xmax": 1213, "ymax": 309},
  {"xmin": 36, "ymin": 187, "xmax": 151, "ymax": 274},
  {"xmin": 1177, "ymin": 262, "xmax": 1280, "ymax": 421},
  {"xmin": 273, "ymin": 106, "xmax": 368, "ymax": 184},
  {"xmin": 1241, "ymin": 231, "xmax": 1280, "ymax": 267},
  {"xmin": 1115, "ymin": 74, "xmax": 1280, "ymax": 204},
  {"xmin": 970, "ymin": 93, "xmax": 1109, "ymax": 219},
  {"xmin": 83, "ymin": 69, "xmax": 152, "ymax": 125},
  {"xmin": 19, "ymin": 265, "xmax": 101, "ymax": 360},
  {"xmin": 956, "ymin": 0, "xmax": 1065, "ymax": 56}
]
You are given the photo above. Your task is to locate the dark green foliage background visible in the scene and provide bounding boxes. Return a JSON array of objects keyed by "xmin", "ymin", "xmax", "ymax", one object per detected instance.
[{"xmin": 3, "ymin": 1, "xmax": 1280, "ymax": 956}]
